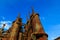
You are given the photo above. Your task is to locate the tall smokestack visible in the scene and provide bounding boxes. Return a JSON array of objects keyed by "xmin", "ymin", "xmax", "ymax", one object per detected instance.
[
  {"xmin": 30, "ymin": 9, "xmax": 48, "ymax": 40},
  {"xmin": 8, "ymin": 14, "xmax": 22, "ymax": 40}
]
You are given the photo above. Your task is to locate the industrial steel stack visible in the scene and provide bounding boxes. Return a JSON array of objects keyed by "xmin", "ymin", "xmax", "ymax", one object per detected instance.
[{"xmin": 0, "ymin": 9, "xmax": 48, "ymax": 40}]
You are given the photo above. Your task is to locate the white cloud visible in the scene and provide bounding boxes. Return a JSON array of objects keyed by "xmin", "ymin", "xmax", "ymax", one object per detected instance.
[
  {"xmin": 48, "ymin": 34, "xmax": 60, "ymax": 40},
  {"xmin": 47, "ymin": 24, "xmax": 60, "ymax": 40},
  {"xmin": 0, "ymin": 21, "xmax": 12, "ymax": 24},
  {"xmin": 0, "ymin": 21, "xmax": 12, "ymax": 30}
]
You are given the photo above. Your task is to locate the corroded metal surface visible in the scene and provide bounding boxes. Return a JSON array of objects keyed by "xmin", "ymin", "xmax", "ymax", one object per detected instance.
[{"xmin": 0, "ymin": 9, "xmax": 48, "ymax": 40}]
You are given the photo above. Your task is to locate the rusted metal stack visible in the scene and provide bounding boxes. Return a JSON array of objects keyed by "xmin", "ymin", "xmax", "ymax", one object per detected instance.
[
  {"xmin": 0, "ymin": 9, "xmax": 48, "ymax": 40},
  {"xmin": 29, "ymin": 9, "xmax": 48, "ymax": 40},
  {"xmin": 8, "ymin": 15, "xmax": 22, "ymax": 40}
]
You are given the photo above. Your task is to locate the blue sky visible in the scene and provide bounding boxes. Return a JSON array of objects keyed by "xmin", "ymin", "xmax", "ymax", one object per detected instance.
[{"xmin": 0, "ymin": 0, "xmax": 60, "ymax": 40}]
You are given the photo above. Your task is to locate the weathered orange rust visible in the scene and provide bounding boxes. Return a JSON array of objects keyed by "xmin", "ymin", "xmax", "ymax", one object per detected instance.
[
  {"xmin": 8, "ymin": 16, "xmax": 22, "ymax": 40},
  {"xmin": 30, "ymin": 9, "xmax": 48, "ymax": 40},
  {"xmin": 24, "ymin": 20, "xmax": 33, "ymax": 40},
  {"xmin": 0, "ymin": 9, "xmax": 48, "ymax": 40}
]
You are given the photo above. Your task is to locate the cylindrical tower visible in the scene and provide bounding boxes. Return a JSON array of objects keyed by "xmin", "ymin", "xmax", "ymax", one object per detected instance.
[
  {"xmin": 30, "ymin": 9, "xmax": 48, "ymax": 40},
  {"xmin": 8, "ymin": 15, "xmax": 22, "ymax": 40}
]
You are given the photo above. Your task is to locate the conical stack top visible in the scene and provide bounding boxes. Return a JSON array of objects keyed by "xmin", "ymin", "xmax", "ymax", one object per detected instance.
[
  {"xmin": 14, "ymin": 13, "xmax": 22, "ymax": 24},
  {"xmin": 30, "ymin": 9, "xmax": 48, "ymax": 39},
  {"xmin": 16, "ymin": 13, "xmax": 21, "ymax": 20}
]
